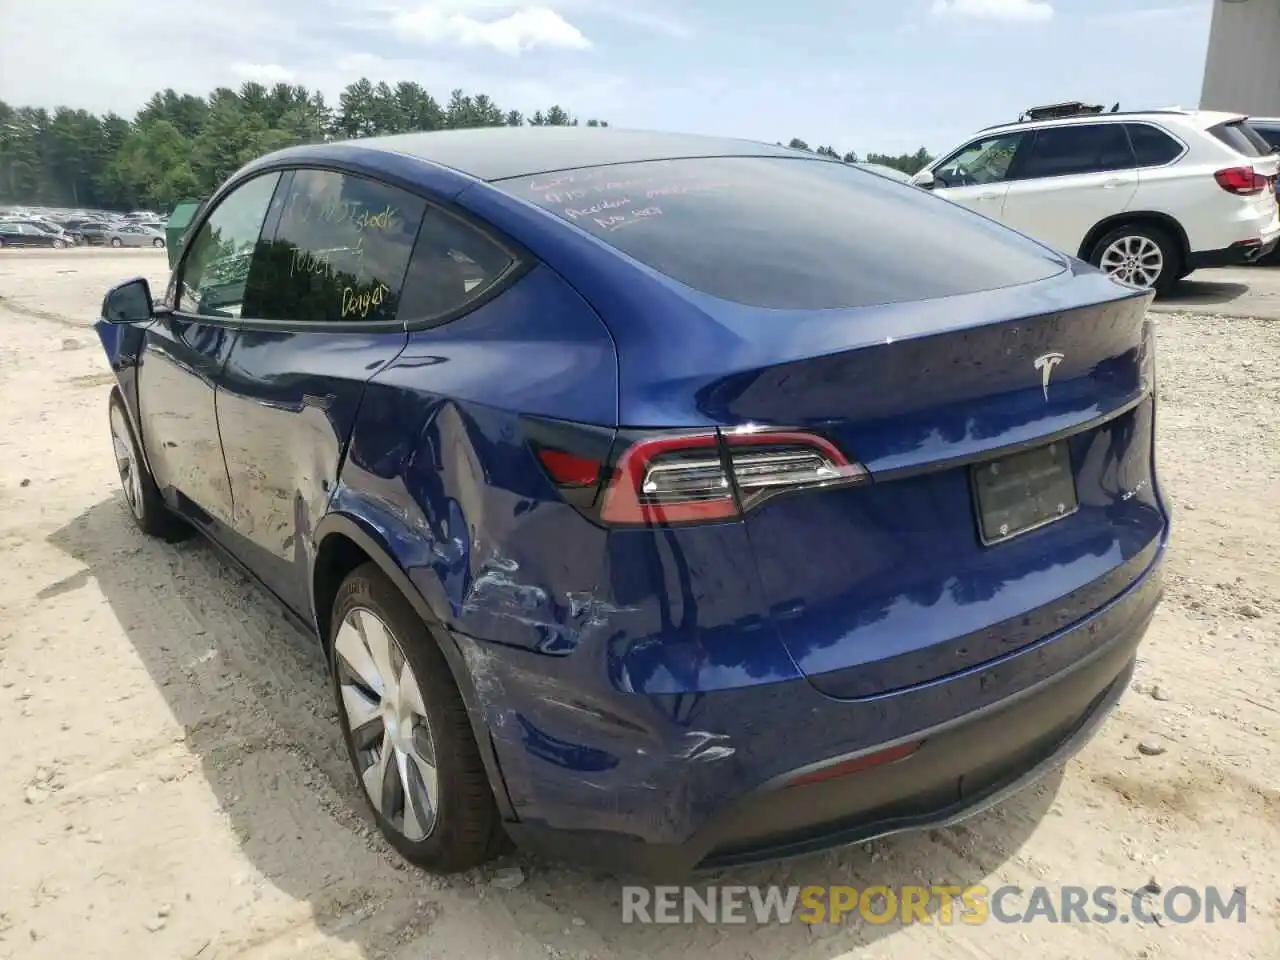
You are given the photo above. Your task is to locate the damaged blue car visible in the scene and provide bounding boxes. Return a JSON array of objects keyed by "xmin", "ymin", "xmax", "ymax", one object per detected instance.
[{"xmin": 96, "ymin": 127, "xmax": 1168, "ymax": 875}]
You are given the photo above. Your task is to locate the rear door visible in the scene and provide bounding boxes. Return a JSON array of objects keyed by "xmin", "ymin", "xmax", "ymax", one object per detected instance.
[
  {"xmin": 212, "ymin": 167, "xmax": 428, "ymax": 614},
  {"xmin": 1000, "ymin": 122, "xmax": 1139, "ymax": 256},
  {"xmin": 927, "ymin": 130, "xmax": 1027, "ymax": 220}
]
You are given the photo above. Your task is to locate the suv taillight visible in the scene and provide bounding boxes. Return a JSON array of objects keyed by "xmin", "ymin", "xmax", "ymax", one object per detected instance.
[
  {"xmin": 531, "ymin": 425, "xmax": 870, "ymax": 527},
  {"xmin": 1215, "ymin": 165, "xmax": 1268, "ymax": 195}
]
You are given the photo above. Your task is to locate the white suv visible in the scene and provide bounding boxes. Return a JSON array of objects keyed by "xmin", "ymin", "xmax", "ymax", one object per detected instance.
[{"xmin": 913, "ymin": 103, "xmax": 1280, "ymax": 294}]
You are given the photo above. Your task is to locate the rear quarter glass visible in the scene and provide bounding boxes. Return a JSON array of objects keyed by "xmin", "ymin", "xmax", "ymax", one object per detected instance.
[
  {"xmin": 1211, "ymin": 120, "xmax": 1274, "ymax": 158},
  {"xmin": 492, "ymin": 156, "xmax": 1065, "ymax": 310}
]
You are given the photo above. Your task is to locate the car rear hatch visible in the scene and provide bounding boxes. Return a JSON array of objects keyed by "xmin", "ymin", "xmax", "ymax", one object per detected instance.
[
  {"xmin": 1208, "ymin": 116, "xmax": 1280, "ymax": 211},
  {"xmin": 699, "ymin": 279, "xmax": 1163, "ymax": 700},
  {"xmin": 488, "ymin": 154, "xmax": 1167, "ymax": 701}
]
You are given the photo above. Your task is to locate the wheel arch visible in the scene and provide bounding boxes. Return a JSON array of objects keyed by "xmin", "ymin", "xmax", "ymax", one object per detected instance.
[
  {"xmin": 107, "ymin": 379, "xmax": 157, "ymax": 480},
  {"xmin": 310, "ymin": 511, "xmax": 518, "ymax": 820},
  {"xmin": 1077, "ymin": 211, "xmax": 1190, "ymax": 266}
]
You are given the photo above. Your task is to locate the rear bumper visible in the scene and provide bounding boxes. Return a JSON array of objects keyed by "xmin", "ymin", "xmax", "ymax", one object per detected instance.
[
  {"xmin": 506, "ymin": 631, "xmax": 1141, "ymax": 876},
  {"xmin": 490, "ymin": 548, "xmax": 1164, "ymax": 877},
  {"xmin": 1188, "ymin": 236, "xmax": 1280, "ymax": 270}
]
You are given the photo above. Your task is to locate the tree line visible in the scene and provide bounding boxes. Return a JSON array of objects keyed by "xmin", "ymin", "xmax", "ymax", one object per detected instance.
[
  {"xmin": 783, "ymin": 138, "xmax": 935, "ymax": 175},
  {"xmin": 0, "ymin": 80, "xmax": 608, "ymax": 212},
  {"xmin": 0, "ymin": 78, "xmax": 936, "ymax": 213}
]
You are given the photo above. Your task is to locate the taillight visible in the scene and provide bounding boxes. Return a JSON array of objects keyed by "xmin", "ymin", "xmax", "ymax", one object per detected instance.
[
  {"xmin": 527, "ymin": 416, "xmax": 870, "ymax": 527},
  {"xmin": 598, "ymin": 428, "xmax": 869, "ymax": 526},
  {"xmin": 1214, "ymin": 165, "xmax": 1267, "ymax": 195}
]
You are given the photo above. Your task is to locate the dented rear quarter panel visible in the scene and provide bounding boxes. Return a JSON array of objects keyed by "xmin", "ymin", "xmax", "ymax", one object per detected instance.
[{"xmin": 329, "ymin": 262, "xmax": 628, "ymax": 809}]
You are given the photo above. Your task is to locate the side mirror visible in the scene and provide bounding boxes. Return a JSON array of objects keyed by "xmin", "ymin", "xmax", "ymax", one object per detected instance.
[
  {"xmin": 101, "ymin": 277, "xmax": 154, "ymax": 324},
  {"xmin": 912, "ymin": 170, "xmax": 937, "ymax": 190}
]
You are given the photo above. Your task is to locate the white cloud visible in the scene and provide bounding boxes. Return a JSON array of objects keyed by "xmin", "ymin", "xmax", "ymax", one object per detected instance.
[
  {"xmin": 930, "ymin": 0, "xmax": 1054, "ymax": 22},
  {"xmin": 231, "ymin": 62, "xmax": 297, "ymax": 83},
  {"xmin": 390, "ymin": 3, "xmax": 591, "ymax": 54}
]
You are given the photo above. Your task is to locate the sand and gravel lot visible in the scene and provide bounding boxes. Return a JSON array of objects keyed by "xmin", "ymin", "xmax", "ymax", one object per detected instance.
[{"xmin": 0, "ymin": 248, "xmax": 1277, "ymax": 960}]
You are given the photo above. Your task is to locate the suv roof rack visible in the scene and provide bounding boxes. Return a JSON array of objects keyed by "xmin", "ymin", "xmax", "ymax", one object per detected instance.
[
  {"xmin": 974, "ymin": 105, "xmax": 1190, "ymax": 134},
  {"xmin": 1018, "ymin": 101, "xmax": 1111, "ymax": 122}
]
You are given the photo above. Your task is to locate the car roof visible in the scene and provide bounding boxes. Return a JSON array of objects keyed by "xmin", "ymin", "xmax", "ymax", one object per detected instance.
[{"xmin": 279, "ymin": 127, "xmax": 819, "ymax": 182}]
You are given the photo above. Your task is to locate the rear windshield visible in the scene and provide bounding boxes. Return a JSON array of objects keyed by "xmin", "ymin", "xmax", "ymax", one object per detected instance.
[
  {"xmin": 494, "ymin": 156, "xmax": 1063, "ymax": 310},
  {"xmin": 1211, "ymin": 120, "xmax": 1274, "ymax": 158}
]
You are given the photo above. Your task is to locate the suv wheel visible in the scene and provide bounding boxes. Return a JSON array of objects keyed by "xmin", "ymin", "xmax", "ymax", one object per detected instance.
[
  {"xmin": 1090, "ymin": 224, "xmax": 1181, "ymax": 295},
  {"xmin": 108, "ymin": 389, "xmax": 191, "ymax": 541},
  {"xmin": 330, "ymin": 563, "xmax": 507, "ymax": 872}
]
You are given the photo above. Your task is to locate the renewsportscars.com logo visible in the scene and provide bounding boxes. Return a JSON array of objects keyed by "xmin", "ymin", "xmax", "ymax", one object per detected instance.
[{"xmin": 621, "ymin": 884, "xmax": 1248, "ymax": 926}]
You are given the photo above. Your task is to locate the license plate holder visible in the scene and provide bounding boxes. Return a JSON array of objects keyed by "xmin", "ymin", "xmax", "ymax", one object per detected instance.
[{"xmin": 971, "ymin": 441, "xmax": 1078, "ymax": 545}]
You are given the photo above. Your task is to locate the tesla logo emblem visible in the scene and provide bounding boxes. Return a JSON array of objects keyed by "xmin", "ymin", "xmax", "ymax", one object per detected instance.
[{"xmin": 1034, "ymin": 352, "xmax": 1065, "ymax": 401}]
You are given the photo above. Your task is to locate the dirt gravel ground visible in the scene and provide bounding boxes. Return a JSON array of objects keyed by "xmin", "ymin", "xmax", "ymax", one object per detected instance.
[{"xmin": 0, "ymin": 248, "xmax": 1277, "ymax": 960}]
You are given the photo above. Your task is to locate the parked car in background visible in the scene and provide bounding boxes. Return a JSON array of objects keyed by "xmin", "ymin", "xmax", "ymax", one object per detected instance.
[
  {"xmin": 0, "ymin": 221, "xmax": 71, "ymax": 247},
  {"xmin": 914, "ymin": 102, "xmax": 1280, "ymax": 293},
  {"xmin": 96, "ymin": 127, "xmax": 1166, "ymax": 876},
  {"xmin": 105, "ymin": 223, "xmax": 166, "ymax": 248},
  {"xmin": 77, "ymin": 222, "xmax": 114, "ymax": 246},
  {"xmin": 10, "ymin": 218, "xmax": 79, "ymax": 245}
]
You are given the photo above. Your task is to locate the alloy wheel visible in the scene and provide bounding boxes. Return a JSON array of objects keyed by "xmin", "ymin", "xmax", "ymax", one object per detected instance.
[
  {"xmin": 109, "ymin": 404, "xmax": 143, "ymax": 519},
  {"xmin": 1099, "ymin": 235, "xmax": 1163, "ymax": 289},
  {"xmin": 334, "ymin": 608, "xmax": 440, "ymax": 842}
]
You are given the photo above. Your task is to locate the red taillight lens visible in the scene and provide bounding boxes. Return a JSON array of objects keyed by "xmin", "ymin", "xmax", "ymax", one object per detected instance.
[
  {"xmin": 1215, "ymin": 165, "xmax": 1267, "ymax": 195},
  {"xmin": 535, "ymin": 447, "xmax": 602, "ymax": 487},
  {"xmin": 600, "ymin": 432, "xmax": 737, "ymax": 524},
  {"xmin": 598, "ymin": 429, "xmax": 869, "ymax": 526}
]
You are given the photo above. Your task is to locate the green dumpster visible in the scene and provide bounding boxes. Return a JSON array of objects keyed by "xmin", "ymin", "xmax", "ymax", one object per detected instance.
[{"xmin": 164, "ymin": 199, "xmax": 205, "ymax": 270}]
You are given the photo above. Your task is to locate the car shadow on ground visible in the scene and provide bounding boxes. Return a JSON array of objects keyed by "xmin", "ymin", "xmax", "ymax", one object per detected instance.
[
  {"xmin": 48, "ymin": 494, "xmax": 1062, "ymax": 957},
  {"xmin": 1160, "ymin": 278, "xmax": 1253, "ymax": 308}
]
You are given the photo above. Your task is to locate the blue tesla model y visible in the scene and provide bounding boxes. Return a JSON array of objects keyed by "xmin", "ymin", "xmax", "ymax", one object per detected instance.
[{"xmin": 96, "ymin": 127, "xmax": 1168, "ymax": 875}]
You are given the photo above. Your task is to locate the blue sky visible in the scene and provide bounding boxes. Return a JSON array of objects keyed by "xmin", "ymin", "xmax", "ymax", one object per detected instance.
[{"xmin": 0, "ymin": 0, "xmax": 1214, "ymax": 155}]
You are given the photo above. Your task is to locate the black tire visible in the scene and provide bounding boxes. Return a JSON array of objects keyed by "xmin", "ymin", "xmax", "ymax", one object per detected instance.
[
  {"xmin": 152, "ymin": 238, "xmax": 165, "ymax": 248},
  {"xmin": 330, "ymin": 562, "xmax": 507, "ymax": 872},
  {"xmin": 1088, "ymin": 223, "xmax": 1182, "ymax": 296},
  {"xmin": 110, "ymin": 237, "xmax": 122, "ymax": 248},
  {"xmin": 108, "ymin": 388, "xmax": 191, "ymax": 541}
]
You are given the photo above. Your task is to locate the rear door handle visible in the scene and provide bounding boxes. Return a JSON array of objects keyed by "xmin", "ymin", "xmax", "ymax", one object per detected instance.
[
  {"xmin": 977, "ymin": 192, "xmax": 1000, "ymax": 200},
  {"xmin": 1101, "ymin": 179, "xmax": 1127, "ymax": 189}
]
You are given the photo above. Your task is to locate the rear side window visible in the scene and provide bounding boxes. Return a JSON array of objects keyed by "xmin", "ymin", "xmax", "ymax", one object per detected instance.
[
  {"xmin": 1210, "ymin": 120, "xmax": 1274, "ymax": 158},
  {"xmin": 1126, "ymin": 124, "xmax": 1183, "ymax": 166},
  {"xmin": 257, "ymin": 169, "xmax": 426, "ymax": 324},
  {"xmin": 1019, "ymin": 124, "xmax": 1134, "ymax": 178},
  {"xmin": 494, "ymin": 157, "xmax": 1062, "ymax": 310},
  {"xmin": 397, "ymin": 208, "xmax": 516, "ymax": 327}
]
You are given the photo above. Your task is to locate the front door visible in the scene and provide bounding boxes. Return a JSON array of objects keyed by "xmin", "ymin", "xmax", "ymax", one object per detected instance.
[
  {"xmin": 136, "ymin": 171, "xmax": 286, "ymax": 528},
  {"xmin": 999, "ymin": 122, "xmax": 1139, "ymax": 256},
  {"xmin": 928, "ymin": 131, "xmax": 1027, "ymax": 223}
]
